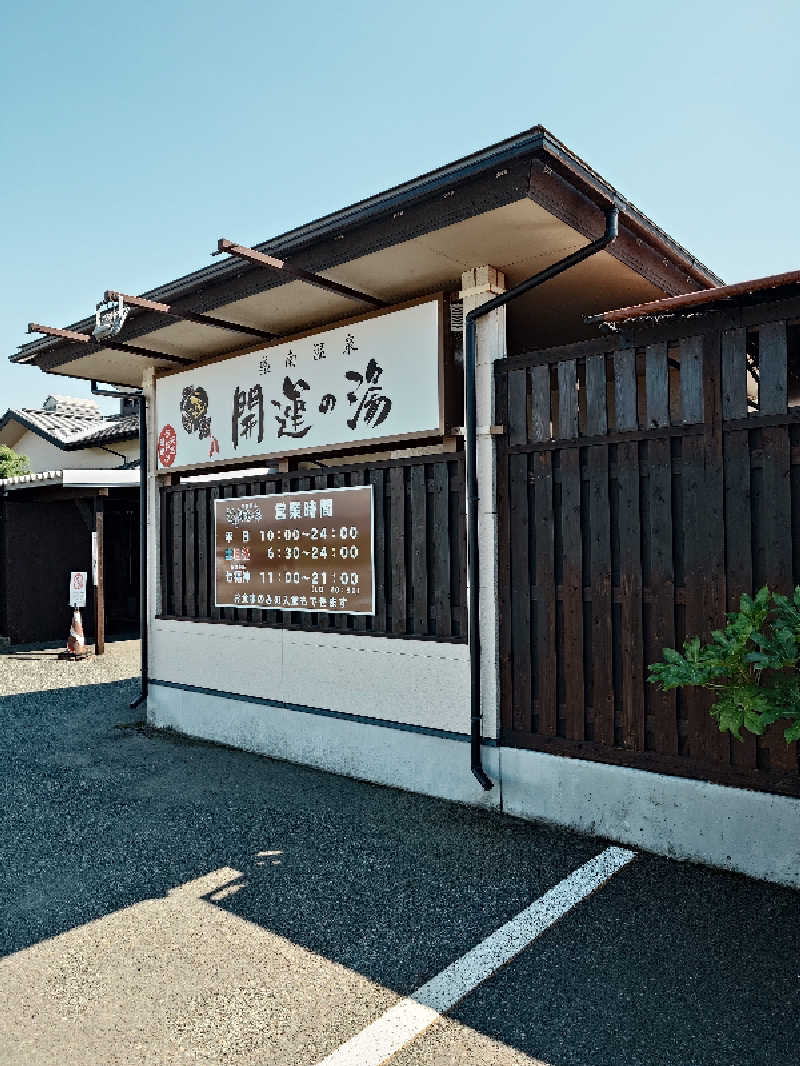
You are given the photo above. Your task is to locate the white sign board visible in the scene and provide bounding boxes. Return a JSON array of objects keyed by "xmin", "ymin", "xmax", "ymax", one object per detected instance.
[
  {"xmin": 91, "ymin": 532, "xmax": 98, "ymax": 586},
  {"xmin": 69, "ymin": 571, "xmax": 87, "ymax": 608},
  {"xmin": 154, "ymin": 299, "xmax": 442, "ymax": 471}
]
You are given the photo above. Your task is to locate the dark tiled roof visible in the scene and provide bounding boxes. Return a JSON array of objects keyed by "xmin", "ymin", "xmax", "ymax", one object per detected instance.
[
  {"xmin": 0, "ymin": 406, "xmax": 139, "ymax": 450},
  {"xmin": 70, "ymin": 414, "xmax": 140, "ymax": 446}
]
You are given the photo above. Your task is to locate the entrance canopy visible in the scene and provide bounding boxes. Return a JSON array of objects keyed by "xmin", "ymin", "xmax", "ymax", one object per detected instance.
[{"xmin": 11, "ymin": 127, "xmax": 719, "ymax": 388}]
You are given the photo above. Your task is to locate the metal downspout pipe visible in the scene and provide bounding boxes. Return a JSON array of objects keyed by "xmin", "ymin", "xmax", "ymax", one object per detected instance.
[{"xmin": 465, "ymin": 206, "xmax": 619, "ymax": 789}]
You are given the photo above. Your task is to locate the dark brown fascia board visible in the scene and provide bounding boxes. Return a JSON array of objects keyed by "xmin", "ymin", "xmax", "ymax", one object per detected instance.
[
  {"xmin": 525, "ymin": 157, "xmax": 710, "ymax": 296},
  {"xmin": 533, "ymin": 130, "xmax": 721, "ymax": 290},
  {"xmin": 13, "ymin": 125, "xmax": 720, "ymax": 372}
]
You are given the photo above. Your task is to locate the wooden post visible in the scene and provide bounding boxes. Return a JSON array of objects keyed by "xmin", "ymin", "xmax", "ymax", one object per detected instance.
[{"xmin": 93, "ymin": 491, "xmax": 107, "ymax": 655}]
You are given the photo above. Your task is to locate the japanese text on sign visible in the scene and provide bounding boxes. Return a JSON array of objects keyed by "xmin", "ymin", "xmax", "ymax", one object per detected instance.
[
  {"xmin": 214, "ymin": 486, "xmax": 374, "ymax": 615},
  {"xmin": 154, "ymin": 299, "xmax": 442, "ymax": 470}
]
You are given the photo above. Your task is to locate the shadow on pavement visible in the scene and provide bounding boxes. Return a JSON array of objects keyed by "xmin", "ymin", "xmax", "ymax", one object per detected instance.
[{"xmin": 1, "ymin": 678, "xmax": 798, "ymax": 1066}]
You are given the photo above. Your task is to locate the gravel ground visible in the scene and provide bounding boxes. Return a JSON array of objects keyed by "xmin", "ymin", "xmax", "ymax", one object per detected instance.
[
  {"xmin": 1, "ymin": 639, "xmax": 798, "ymax": 1066},
  {"xmin": 0, "ymin": 637, "xmax": 141, "ymax": 696}
]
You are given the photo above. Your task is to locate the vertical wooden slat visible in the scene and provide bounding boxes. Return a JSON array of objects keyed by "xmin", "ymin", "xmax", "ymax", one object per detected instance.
[
  {"xmin": 389, "ymin": 465, "xmax": 406, "ymax": 633},
  {"xmin": 586, "ymin": 355, "xmax": 613, "ymax": 745},
  {"xmin": 721, "ymin": 326, "xmax": 748, "ymax": 420},
  {"xmin": 558, "ymin": 359, "xmax": 578, "ymax": 439},
  {"xmin": 614, "ymin": 348, "xmax": 643, "ymax": 750},
  {"xmin": 370, "ymin": 467, "xmax": 386, "ymax": 633},
  {"xmin": 430, "ymin": 461, "xmax": 451, "ymax": 639},
  {"xmin": 680, "ymin": 335, "xmax": 704, "ymax": 424},
  {"xmin": 410, "ymin": 464, "xmax": 428, "ymax": 635},
  {"xmin": 451, "ymin": 458, "xmax": 467, "ymax": 639},
  {"xmin": 508, "ymin": 369, "xmax": 527, "ymax": 444},
  {"xmin": 702, "ymin": 332, "xmax": 730, "ymax": 764},
  {"xmin": 758, "ymin": 321, "xmax": 788, "ymax": 416},
  {"xmin": 645, "ymin": 341, "xmax": 669, "ymax": 429},
  {"xmin": 172, "ymin": 489, "xmax": 184, "ymax": 618},
  {"xmin": 533, "ymin": 449, "xmax": 556, "ymax": 736},
  {"xmin": 529, "ymin": 363, "xmax": 555, "ymax": 735},
  {"xmin": 682, "ymin": 334, "xmax": 728, "ymax": 763},
  {"xmin": 644, "ymin": 342, "xmax": 677, "ymax": 754},
  {"xmin": 506, "ymin": 364, "xmax": 532, "ymax": 732},
  {"xmin": 184, "ymin": 489, "xmax": 196, "ymax": 619},
  {"xmin": 530, "ymin": 364, "xmax": 551, "ymax": 442},
  {"xmin": 495, "ymin": 369, "xmax": 513, "ymax": 736},
  {"xmin": 681, "ymin": 336, "xmax": 708, "ymax": 761},
  {"xmin": 756, "ymin": 321, "xmax": 797, "ymax": 772},
  {"xmin": 509, "ymin": 447, "xmax": 531, "ymax": 733},
  {"xmin": 160, "ymin": 488, "xmax": 171, "ymax": 617},
  {"xmin": 560, "ymin": 443, "xmax": 584, "ymax": 740},
  {"xmin": 614, "ymin": 348, "xmax": 638, "ymax": 432},
  {"xmin": 585, "ymin": 355, "xmax": 608, "ymax": 436},
  {"xmin": 196, "ymin": 487, "xmax": 208, "ymax": 620},
  {"xmin": 722, "ymin": 328, "xmax": 757, "ymax": 769}
]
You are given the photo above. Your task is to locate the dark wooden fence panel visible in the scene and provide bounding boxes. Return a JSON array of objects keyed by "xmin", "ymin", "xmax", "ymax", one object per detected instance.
[
  {"xmin": 159, "ymin": 454, "xmax": 467, "ymax": 643},
  {"xmin": 497, "ymin": 314, "xmax": 800, "ymax": 796}
]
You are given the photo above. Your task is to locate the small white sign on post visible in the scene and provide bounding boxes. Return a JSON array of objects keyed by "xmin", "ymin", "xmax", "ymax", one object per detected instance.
[
  {"xmin": 69, "ymin": 571, "xmax": 87, "ymax": 608},
  {"xmin": 91, "ymin": 532, "xmax": 99, "ymax": 586}
]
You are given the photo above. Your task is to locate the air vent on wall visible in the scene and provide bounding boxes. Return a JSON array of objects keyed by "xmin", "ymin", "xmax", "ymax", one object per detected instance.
[{"xmin": 449, "ymin": 300, "xmax": 464, "ymax": 333}]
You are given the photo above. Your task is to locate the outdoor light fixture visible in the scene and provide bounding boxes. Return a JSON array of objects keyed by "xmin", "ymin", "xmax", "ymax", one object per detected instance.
[{"xmin": 93, "ymin": 294, "xmax": 129, "ymax": 340}]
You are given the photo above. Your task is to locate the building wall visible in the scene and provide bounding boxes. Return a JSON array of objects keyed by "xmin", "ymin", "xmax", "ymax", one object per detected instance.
[
  {"xmin": 0, "ymin": 497, "xmax": 94, "ymax": 644},
  {"xmin": 14, "ymin": 430, "xmax": 138, "ymax": 473},
  {"xmin": 150, "ymin": 619, "xmax": 471, "ymax": 734}
]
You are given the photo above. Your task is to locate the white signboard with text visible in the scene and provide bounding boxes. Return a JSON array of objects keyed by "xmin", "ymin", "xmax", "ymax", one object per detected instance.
[{"xmin": 154, "ymin": 299, "xmax": 442, "ymax": 471}]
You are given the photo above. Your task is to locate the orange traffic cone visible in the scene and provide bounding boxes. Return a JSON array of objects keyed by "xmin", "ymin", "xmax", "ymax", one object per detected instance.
[{"xmin": 65, "ymin": 608, "xmax": 89, "ymax": 659}]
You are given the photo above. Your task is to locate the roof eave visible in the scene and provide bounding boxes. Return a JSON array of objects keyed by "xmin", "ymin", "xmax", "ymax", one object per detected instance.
[{"xmin": 12, "ymin": 124, "xmax": 721, "ymax": 368}]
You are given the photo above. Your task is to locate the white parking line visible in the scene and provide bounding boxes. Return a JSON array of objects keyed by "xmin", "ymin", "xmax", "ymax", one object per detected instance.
[{"xmin": 315, "ymin": 846, "xmax": 636, "ymax": 1066}]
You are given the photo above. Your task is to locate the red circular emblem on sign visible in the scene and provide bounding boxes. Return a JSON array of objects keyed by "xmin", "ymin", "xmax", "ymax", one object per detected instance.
[
  {"xmin": 72, "ymin": 573, "xmax": 85, "ymax": 590},
  {"xmin": 158, "ymin": 424, "xmax": 177, "ymax": 467}
]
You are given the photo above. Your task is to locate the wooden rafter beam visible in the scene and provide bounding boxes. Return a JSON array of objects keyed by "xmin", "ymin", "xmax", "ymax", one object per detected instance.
[
  {"xmin": 104, "ymin": 291, "xmax": 278, "ymax": 341},
  {"xmin": 27, "ymin": 323, "xmax": 193, "ymax": 366},
  {"xmin": 215, "ymin": 238, "xmax": 386, "ymax": 308}
]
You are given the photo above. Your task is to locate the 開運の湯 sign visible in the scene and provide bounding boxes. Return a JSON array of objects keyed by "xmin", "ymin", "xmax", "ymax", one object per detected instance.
[
  {"xmin": 215, "ymin": 486, "xmax": 374, "ymax": 615},
  {"xmin": 154, "ymin": 298, "xmax": 442, "ymax": 471}
]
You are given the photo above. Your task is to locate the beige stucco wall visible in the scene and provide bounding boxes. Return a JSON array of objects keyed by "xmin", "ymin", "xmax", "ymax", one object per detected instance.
[{"xmin": 14, "ymin": 429, "xmax": 139, "ymax": 473}]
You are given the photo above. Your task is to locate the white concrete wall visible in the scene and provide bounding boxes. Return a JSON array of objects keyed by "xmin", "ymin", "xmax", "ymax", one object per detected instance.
[
  {"xmin": 150, "ymin": 619, "xmax": 470, "ymax": 734},
  {"xmin": 148, "ymin": 683, "xmax": 498, "ymax": 810},
  {"xmin": 498, "ymin": 747, "xmax": 800, "ymax": 889},
  {"xmin": 15, "ymin": 429, "xmax": 138, "ymax": 473},
  {"xmin": 147, "ymin": 679, "xmax": 800, "ymax": 888}
]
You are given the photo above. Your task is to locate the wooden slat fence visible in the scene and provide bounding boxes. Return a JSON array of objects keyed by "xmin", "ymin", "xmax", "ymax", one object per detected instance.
[
  {"xmin": 159, "ymin": 453, "xmax": 467, "ymax": 642},
  {"xmin": 496, "ymin": 314, "xmax": 800, "ymax": 796}
]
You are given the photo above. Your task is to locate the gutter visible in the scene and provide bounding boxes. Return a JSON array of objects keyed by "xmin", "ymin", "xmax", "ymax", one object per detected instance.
[{"xmin": 465, "ymin": 205, "xmax": 619, "ymax": 790}]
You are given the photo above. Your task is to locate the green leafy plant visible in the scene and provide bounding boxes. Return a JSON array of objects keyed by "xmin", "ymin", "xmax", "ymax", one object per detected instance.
[
  {"xmin": 0, "ymin": 445, "xmax": 30, "ymax": 478},
  {"xmin": 648, "ymin": 586, "xmax": 800, "ymax": 744}
]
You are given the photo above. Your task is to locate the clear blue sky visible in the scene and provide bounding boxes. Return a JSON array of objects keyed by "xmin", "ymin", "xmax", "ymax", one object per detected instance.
[{"xmin": 1, "ymin": 0, "xmax": 798, "ymax": 414}]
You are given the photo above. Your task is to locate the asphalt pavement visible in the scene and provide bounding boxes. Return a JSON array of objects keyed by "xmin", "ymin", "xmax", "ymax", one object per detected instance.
[{"xmin": 1, "ymin": 639, "xmax": 798, "ymax": 1065}]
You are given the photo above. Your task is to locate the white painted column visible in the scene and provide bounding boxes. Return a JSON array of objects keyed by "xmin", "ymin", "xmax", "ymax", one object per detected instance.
[
  {"xmin": 142, "ymin": 368, "xmax": 159, "ymax": 688},
  {"xmin": 460, "ymin": 266, "xmax": 506, "ymax": 740}
]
